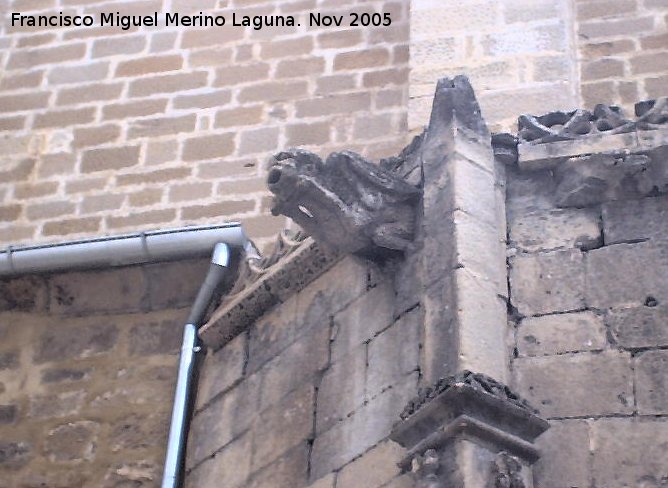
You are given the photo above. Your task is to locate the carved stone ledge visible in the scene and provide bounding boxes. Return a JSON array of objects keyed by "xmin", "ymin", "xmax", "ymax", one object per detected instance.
[
  {"xmin": 266, "ymin": 148, "xmax": 422, "ymax": 259},
  {"xmin": 517, "ymin": 97, "xmax": 667, "ymax": 172},
  {"xmin": 518, "ymin": 97, "xmax": 667, "ymax": 145},
  {"xmin": 390, "ymin": 371, "xmax": 549, "ymax": 487},
  {"xmin": 199, "ymin": 232, "xmax": 341, "ymax": 350}
]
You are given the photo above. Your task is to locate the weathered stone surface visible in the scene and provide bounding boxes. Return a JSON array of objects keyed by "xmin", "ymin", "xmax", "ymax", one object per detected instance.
[
  {"xmin": 187, "ymin": 375, "xmax": 260, "ymax": 470},
  {"xmin": 108, "ymin": 411, "xmax": 169, "ymax": 451},
  {"xmin": 505, "ymin": 167, "xmax": 556, "ymax": 216},
  {"xmin": 49, "ymin": 267, "xmax": 147, "ymax": 315},
  {"xmin": 552, "ymin": 153, "xmax": 657, "ymax": 207},
  {"xmin": 586, "ymin": 241, "xmax": 668, "ymax": 309},
  {"xmin": 0, "ymin": 405, "xmax": 17, "ymax": 424},
  {"xmin": 246, "ymin": 255, "xmax": 367, "ymax": 371},
  {"xmin": 251, "ymin": 383, "xmax": 314, "ymax": 471},
  {"xmin": 316, "ymin": 345, "xmax": 367, "ymax": 435},
  {"xmin": 295, "ymin": 255, "xmax": 370, "ymax": 330},
  {"xmin": 330, "ymin": 281, "xmax": 395, "ymax": 361},
  {"xmin": 509, "ymin": 250, "xmax": 585, "ymax": 316},
  {"xmin": 102, "ymin": 461, "xmax": 159, "ymax": 488},
  {"xmin": 195, "ymin": 332, "xmax": 246, "ymax": 410},
  {"xmin": 44, "ymin": 421, "xmax": 99, "ymax": 462},
  {"xmin": 509, "ymin": 208, "xmax": 601, "ymax": 252},
  {"xmin": 602, "ymin": 195, "xmax": 668, "ymax": 244},
  {"xmin": 247, "ymin": 294, "xmax": 299, "ymax": 372},
  {"xmin": 258, "ymin": 323, "xmax": 329, "ymax": 409},
  {"xmin": 267, "ymin": 148, "xmax": 421, "ymax": 258},
  {"xmin": 517, "ymin": 311, "xmax": 607, "ymax": 356},
  {"xmin": 513, "ymin": 351, "xmax": 633, "ymax": 417},
  {"xmin": 305, "ymin": 473, "xmax": 335, "ymax": 488},
  {"xmin": 533, "ymin": 420, "xmax": 591, "ymax": 488},
  {"xmin": 247, "ymin": 443, "xmax": 309, "ymax": 488},
  {"xmin": 421, "ymin": 272, "xmax": 484, "ymax": 383},
  {"xmin": 186, "ymin": 433, "xmax": 251, "ymax": 488},
  {"xmin": 591, "ymin": 418, "xmax": 668, "ymax": 486},
  {"xmin": 18, "ymin": 470, "xmax": 88, "ymax": 488},
  {"xmin": 367, "ymin": 308, "xmax": 420, "ymax": 398},
  {"xmin": 448, "ymin": 269, "xmax": 510, "ymax": 379},
  {"xmin": 636, "ymin": 349, "xmax": 668, "ymax": 415},
  {"xmin": 29, "ymin": 390, "xmax": 86, "ymax": 418},
  {"xmin": 382, "ymin": 474, "xmax": 413, "ymax": 488},
  {"xmin": 336, "ymin": 441, "xmax": 404, "ymax": 488},
  {"xmin": 0, "ymin": 351, "xmax": 19, "ymax": 370},
  {"xmin": 607, "ymin": 304, "xmax": 668, "ymax": 348},
  {"xmin": 450, "ymin": 208, "xmax": 507, "ymax": 294},
  {"xmin": 128, "ymin": 318, "xmax": 182, "ymax": 356},
  {"xmin": 34, "ymin": 322, "xmax": 119, "ymax": 363},
  {"xmin": 41, "ymin": 367, "xmax": 91, "ymax": 383},
  {"xmin": 0, "ymin": 442, "xmax": 31, "ymax": 469},
  {"xmin": 145, "ymin": 258, "xmax": 209, "ymax": 310},
  {"xmin": 310, "ymin": 373, "xmax": 417, "ymax": 481},
  {"xmin": 0, "ymin": 276, "xmax": 48, "ymax": 312},
  {"xmin": 89, "ymin": 381, "xmax": 173, "ymax": 411}
]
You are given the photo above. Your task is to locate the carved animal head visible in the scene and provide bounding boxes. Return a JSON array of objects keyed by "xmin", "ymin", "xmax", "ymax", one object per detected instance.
[
  {"xmin": 266, "ymin": 149, "xmax": 325, "ymax": 226},
  {"xmin": 266, "ymin": 148, "xmax": 421, "ymax": 257}
]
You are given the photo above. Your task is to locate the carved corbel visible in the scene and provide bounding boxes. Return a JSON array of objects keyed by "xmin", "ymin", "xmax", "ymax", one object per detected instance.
[
  {"xmin": 390, "ymin": 371, "xmax": 549, "ymax": 488},
  {"xmin": 266, "ymin": 148, "xmax": 421, "ymax": 259}
]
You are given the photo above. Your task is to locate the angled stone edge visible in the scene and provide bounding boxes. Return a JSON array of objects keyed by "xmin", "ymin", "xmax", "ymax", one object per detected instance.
[
  {"xmin": 199, "ymin": 236, "xmax": 341, "ymax": 350},
  {"xmin": 390, "ymin": 372, "xmax": 549, "ymax": 469}
]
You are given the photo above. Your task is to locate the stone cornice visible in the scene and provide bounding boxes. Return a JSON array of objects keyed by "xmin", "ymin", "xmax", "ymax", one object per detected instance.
[{"xmin": 199, "ymin": 233, "xmax": 341, "ymax": 350}]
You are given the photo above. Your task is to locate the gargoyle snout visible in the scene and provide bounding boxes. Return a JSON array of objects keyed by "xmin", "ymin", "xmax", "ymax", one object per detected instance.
[{"xmin": 267, "ymin": 167, "xmax": 282, "ymax": 186}]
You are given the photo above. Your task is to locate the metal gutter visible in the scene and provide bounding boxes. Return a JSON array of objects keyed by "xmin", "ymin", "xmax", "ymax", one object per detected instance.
[{"xmin": 0, "ymin": 223, "xmax": 247, "ymax": 276}]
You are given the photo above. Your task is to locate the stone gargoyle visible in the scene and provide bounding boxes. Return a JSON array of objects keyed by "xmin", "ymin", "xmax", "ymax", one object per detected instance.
[{"xmin": 266, "ymin": 148, "xmax": 421, "ymax": 258}]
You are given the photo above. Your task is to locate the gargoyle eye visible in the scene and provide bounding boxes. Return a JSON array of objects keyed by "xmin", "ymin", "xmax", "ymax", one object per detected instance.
[{"xmin": 298, "ymin": 205, "xmax": 314, "ymax": 218}]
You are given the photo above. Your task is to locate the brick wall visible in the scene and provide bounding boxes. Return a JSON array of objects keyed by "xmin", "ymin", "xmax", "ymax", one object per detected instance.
[
  {"xmin": 507, "ymin": 171, "xmax": 668, "ymax": 486},
  {"xmin": 409, "ymin": 0, "xmax": 668, "ymax": 132},
  {"xmin": 0, "ymin": 258, "xmax": 210, "ymax": 486},
  {"xmin": 0, "ymin": 0, "xmax": 409, "ymax": 249},
  {"xmin": 186, "ymin": 256, "xmax": 416, "ymax": 488},
  {"xmin": 577, "ymin": 0, "xmax": 668, "ymax": 112},
  {"xmin": 2, "ymin": 0, "xmax": 666, "ymax": 249}
]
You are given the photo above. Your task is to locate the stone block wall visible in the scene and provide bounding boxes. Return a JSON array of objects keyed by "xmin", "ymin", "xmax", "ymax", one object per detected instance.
[
  {"xmin": 0, "ymin": 257, "xmax": 210, "ymax": 487},
  {"xmin": 186, "ymin": 255, "xmax": 416, "ymax": 488},
  {"xmin": 507, "ymin": 160, "xmax": 668, "ymax": 485},
  {"xmin": 0, "ymin": 0, "xmax": 409, "ymax": 249},
  {"xmin": 409, "ymin": 0, "xmax": 668, "ymax": 132}
]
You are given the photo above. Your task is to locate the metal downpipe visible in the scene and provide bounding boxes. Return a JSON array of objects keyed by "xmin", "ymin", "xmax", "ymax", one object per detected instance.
[{"xmin": 161, "ymin": 242, "xmax": 231, "ymax": 488}]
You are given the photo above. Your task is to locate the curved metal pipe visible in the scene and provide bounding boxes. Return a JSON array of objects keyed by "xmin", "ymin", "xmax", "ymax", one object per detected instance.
[
  {"xmin": 162, "ymin": 322, "xmax": 199, "ymax": 488},
  {"xmin": 161, "ymin": 242, "xmax": 232, "ymax": 488}
]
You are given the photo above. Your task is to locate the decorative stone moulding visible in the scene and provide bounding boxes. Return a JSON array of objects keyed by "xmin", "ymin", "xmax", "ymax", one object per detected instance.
[
  {"xmin": 512, "ymin": 96, "xmax": 668, "ymax": 208},
  {"xmin": 266, "ymin": 148, "xmax": 422, "ymax": 258},
  {"xmin": 518, "ymin": 97, "xmax": 668, "ymax": 145},
  {"xmin": 516, "ymin": 97, "xmax": 667, "ymax": 168},
  {"xmin": 198, "ymin": 230, "xmax": 341, "ymax": 349},
  {"xmin": 391, "ymin": 371, "xmax": 549, "ymax": 487}
]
